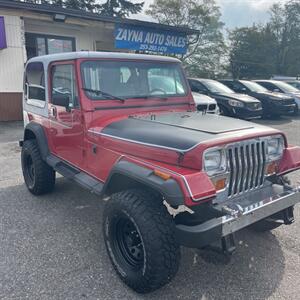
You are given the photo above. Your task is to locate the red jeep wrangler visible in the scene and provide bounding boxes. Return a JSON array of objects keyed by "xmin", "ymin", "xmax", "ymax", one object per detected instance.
[{"xmin": 21, "ymin": 52, "xmax": 300, "ymax": 293}]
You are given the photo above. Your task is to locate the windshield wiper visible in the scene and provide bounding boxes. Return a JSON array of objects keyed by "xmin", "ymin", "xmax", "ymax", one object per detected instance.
[{"xmin": 82, "ymin": 88, "xmax": 125, "ymax": 103}]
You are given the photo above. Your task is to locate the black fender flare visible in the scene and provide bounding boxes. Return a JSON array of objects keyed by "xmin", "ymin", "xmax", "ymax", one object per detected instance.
[
  {"xmin": 22, "ymin": 122, "xmax": 50, "ymax": 160},
  {"xmin": 102, "ymin": 160, "xmax": 185, "ymax": 207}
]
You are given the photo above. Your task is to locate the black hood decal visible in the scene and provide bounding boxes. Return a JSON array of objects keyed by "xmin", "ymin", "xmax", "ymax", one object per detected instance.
[{"xmin": 99, "ymin": 112, "xmax": 268, "ymax": 152}]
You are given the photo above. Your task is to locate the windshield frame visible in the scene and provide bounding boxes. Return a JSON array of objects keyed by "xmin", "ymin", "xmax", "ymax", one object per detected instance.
[
  {"xmin": 240, "ymin": 80, "xmax": 268, "ymax": 93},
  {"xmin": 201, "ymin": 80, "xmax": 235, "ymax": 94},
  {"xmin": 80, "ymin": 59, "xmax": 189, "ymax": 101}
]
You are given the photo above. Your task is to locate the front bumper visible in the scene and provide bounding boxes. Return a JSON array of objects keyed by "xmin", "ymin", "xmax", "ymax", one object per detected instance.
[
  {"xmin": 232, "ymin": 107, "xmax": 263, "ymax": 120},
  {"xmin": 268, "ymin": 102, "xmax": 297, "ymax": 115},
  {"xmin": 175, "ymin": 184, "xmax": 300, "ymax": 248}
]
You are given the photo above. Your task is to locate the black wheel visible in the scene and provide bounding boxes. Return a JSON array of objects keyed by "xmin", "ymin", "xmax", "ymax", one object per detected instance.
[
  {"xmin": 103, "ymin": 189, "xmax": 180, "ymax": 293},
  {"xmin": 21, "ymin": 139, "xmax": 55, "ymax": 195},
  {"xmin": 249, "ymin": 219, "xmax": 283, "ymax": 232}
]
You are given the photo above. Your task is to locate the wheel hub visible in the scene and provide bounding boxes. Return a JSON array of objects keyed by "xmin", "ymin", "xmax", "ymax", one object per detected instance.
[{"xmin": 115, "ymin": 217, "xmax": 144, "ymax": 269}]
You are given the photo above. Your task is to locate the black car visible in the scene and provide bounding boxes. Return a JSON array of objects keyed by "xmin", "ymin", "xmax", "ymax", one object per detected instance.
[
  {"xmin": 220, "ymin": 80, "xmax": 297, "ymax": 117},
  {"xmin": 188, "ymin": 78, "xmax": 262, "ymax": 120}
]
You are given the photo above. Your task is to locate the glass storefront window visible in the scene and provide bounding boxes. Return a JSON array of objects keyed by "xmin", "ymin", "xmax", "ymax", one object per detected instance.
[
  {"xmin": 48, "ymin": 38, "xmax": 73, "ymax": 54},
  {"xmin": 25, "ymin": 33, "xmax": 75, "ymax": 59},
  {"xmin": 37, "ymin": 37, "xmax": 46, "ymax": 56}
]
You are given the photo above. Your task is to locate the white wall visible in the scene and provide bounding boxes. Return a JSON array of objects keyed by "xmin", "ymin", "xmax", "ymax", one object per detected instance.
[
  {"xmin": 0, "ymin": 14, "xmax": 26, "ymax": 92},
  {"xmin": 0, "ymin": 10, "xmax": 116, "ymax": 94}
]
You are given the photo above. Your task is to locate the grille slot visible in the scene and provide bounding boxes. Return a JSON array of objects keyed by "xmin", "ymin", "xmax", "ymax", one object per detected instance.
[{"xmin": 227, "ymin": 140, "xmax": 266, "ymax": 198}]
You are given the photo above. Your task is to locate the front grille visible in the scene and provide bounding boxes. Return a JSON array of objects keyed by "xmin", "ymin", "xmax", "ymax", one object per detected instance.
[
  {"xmin": 280, "ymin": 99, "xmax": 295, "ymax": 105},
  {"xmin": 208, "ymin": 104, "xmax": 216, "ymax": 111},
  {"xmin": 227, "ymin": 140, "xmax": 267, "ymax": 198},
  {"xmin": 247, "ymin": 102, "xmax": 262, "ymax": 110},
  {"xmin": 197, "ymin": 104, "xmax": 208, "ymax": 111}
]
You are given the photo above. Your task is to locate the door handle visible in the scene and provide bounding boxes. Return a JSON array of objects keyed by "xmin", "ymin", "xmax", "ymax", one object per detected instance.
[{"xmin": 50, "ymin": 106, "xmax": 57, "ymax": 118}]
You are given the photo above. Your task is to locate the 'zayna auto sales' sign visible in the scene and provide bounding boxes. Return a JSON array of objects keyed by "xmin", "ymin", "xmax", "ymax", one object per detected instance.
[
  {"xmin": 0, "ymin": 16, "xmax": 7, "ymax": 50},
  {"xmin": 115, "ymin": 24, "xmax": 187, "ymax": 55}
]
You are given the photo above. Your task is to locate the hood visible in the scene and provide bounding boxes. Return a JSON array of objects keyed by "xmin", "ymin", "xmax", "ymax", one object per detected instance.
[
  {"xmin": 97, "ymin": 112, "xmax": 276, "ymax": 152},
  {"xmin": 259, "ymin": 91, "xmax": 295, "ymax": 99},
  {"xmin": 213, "ymin": 92, "xmax": 259, "ymax": 103},
  {"xmin": 192, "ymin": 92, "xmax": 216, "ymax": 105},
  {"xmin": 286, "ymin": 91, "xmax": 300, "ymax": 99}
]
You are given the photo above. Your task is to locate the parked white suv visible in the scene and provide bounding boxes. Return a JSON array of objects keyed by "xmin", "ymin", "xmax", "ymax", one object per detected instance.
[{"xmin": 192, "ymin": 92, "xmax": 219, "ymax": 114}]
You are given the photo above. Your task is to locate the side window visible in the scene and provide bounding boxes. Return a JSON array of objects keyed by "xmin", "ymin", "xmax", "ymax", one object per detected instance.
[
  {"xmin": 259, "ymin": 82, "xmax": 275, "ymax": 91},
  {"xmin": 191, "ymin": 81, "xmax": 206, "ymax": 93},
  {"xmin": 25, "ymin": 62, "xmax": 45, "ymax": 108},
  {"xmin": 51, "ymin": 64, "xmax": 78, "ymax": 109},
  {"xmin": 232, "ymin": 82, "xmax": 246, "ymax": 92},
  {"xmin": 220, "ymin": 81, "xmax": 234, "ymax": 89}
]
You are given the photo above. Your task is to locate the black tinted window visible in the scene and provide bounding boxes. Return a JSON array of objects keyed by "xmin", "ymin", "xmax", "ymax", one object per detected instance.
[{"xmin": 189, "ymin": 80, "xmax": 206, "ymax": 93}]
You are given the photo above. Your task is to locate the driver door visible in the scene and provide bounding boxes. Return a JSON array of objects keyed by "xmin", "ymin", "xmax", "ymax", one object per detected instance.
[{"xmin": 49, "ymin": 61, "xmax": 84, "ymax": 167}]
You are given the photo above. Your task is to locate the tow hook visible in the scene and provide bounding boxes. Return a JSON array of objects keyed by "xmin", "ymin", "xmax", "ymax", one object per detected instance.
[{"xmin": 282, "ymin": 206, "xmax": 295, "ymax": 225}]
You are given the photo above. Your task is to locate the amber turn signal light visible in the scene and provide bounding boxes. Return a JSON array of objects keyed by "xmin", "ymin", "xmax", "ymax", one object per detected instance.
[
  {"xmin": 153, "ymin": 170, "xmax": 171, "ymax": 181},
  {"xmin": 213, "ymin": 178, "xmax": 227, "ymax": 191},
  {"xmin": 266, "ymin": 162, "xmax": 277, "ymax": 175}
]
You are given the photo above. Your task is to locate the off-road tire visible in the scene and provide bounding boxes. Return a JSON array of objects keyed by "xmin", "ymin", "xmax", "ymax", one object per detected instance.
[
  {"xmin": 21, "ymin": 139, "xmax": 55, "ymax": 195},
  {"xmin": 103, "ymin": 189, "xmax": 180, "ymax": 293}
]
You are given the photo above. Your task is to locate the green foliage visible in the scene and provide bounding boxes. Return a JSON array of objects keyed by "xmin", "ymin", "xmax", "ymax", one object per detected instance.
[
  {"xmin": 99, "ymin": 0, "xmax": 144, "ymax": 17},
  {"xmin": 228, "ymin": 25, "xmax": 277, "ymax": 79},
  {"xmin": 20, "ymin": 0, "xmax": 144, "ymax": 17},
  {"xmin": 146, "ymin": 0, "xmax": 226, "ymax": 78},
  {"xmin": 228, "ymin": 0, "xmax": 300, "ymax": 79}
]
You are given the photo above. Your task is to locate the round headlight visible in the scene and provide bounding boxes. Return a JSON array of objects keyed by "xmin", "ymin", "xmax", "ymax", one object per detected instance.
[
  {"xmin": 228, "ymin": 99, "xmax": 244, "ymax": 107},
  {"xmin": 204, "ymin": 149, "xmax": 227, "ymax": 176},
  {"xmin": 267, "ymin": 137, "xmax": 284, "ymax": 161}
]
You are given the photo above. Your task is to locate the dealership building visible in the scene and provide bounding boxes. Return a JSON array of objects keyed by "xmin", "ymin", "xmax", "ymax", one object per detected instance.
[{"xmin": 0, "ymin": 0, "xmax": 197, "ymax": 121}]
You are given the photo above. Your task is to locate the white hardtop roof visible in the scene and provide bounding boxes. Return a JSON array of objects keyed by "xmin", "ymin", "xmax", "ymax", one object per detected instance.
[{"xmin": 28, "ymin": 51, "xmax": 181, "ymax": 65}]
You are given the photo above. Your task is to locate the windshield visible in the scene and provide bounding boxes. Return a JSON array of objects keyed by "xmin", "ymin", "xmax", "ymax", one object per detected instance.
[
  {"xmin": 241, "ymin": 80, "xmax": 268, "ymax": 93},
  {"xmin": 81, "ymin": 60, "xmax": 187, "ymax": 100},
  {"xmin": 272, "ymin": 81, "xmax": 300, "ymax": 93},
  {"xmin": 202, "ymin": 80, "xmax": 235, "ymax": 94},
  {"xmin": 287, "ymin": 81, "xmax": 300, "ymax": 89}
]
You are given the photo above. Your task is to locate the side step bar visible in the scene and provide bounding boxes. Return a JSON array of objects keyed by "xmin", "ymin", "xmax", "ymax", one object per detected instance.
[{"xmin": 46, "ymin": 155, "xmax": 104, "ymax": 196}]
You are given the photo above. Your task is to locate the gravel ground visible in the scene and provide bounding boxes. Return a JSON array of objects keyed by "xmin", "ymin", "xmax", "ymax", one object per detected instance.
[{"xmin": 1, "ymin": 116, "xmax": 300, "ymax": 300}]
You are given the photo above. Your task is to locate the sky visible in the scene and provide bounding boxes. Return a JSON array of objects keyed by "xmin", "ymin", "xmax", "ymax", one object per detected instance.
[{"xmin": 135, "ymin": 0, "xmax": 290, "ymax": 29}]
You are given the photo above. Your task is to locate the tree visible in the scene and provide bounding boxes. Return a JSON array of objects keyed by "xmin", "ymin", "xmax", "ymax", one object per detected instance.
[
  {"xmin": 19, "ymin": 0, "xmax": 144, "ymax": 17},
  {"xmin": 98, "ymin": 0, "xmax": 144, "ymax": 18},
  {"xmin": 146, "ymin": 0, "xmax": 226, "ymax": 78},
  {"xmin": 228, "ymin": 25, "xmax": 277, "ymax": 79},
  {"xmin": 269, "ymin": 1, "xmax": 300, "ymax": 76}
]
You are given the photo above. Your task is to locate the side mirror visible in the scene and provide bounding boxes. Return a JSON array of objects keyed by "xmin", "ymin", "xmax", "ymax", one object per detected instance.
[
  {"xmin": 52, "ymin": 93, "xmax": 70, "ymax": 110},
  {"xmin": 240, "ymin": 87, "xmax": 247, "ymax": 92},
  {"xmin": 273, "ymin": 88, "xmax": 280, "ymax": 92}
]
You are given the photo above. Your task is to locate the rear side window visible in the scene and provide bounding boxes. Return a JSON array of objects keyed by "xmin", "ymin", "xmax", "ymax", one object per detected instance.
[{"xmin": 25, "ymin": 62, "xmax": 45, "ymax": 108}]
